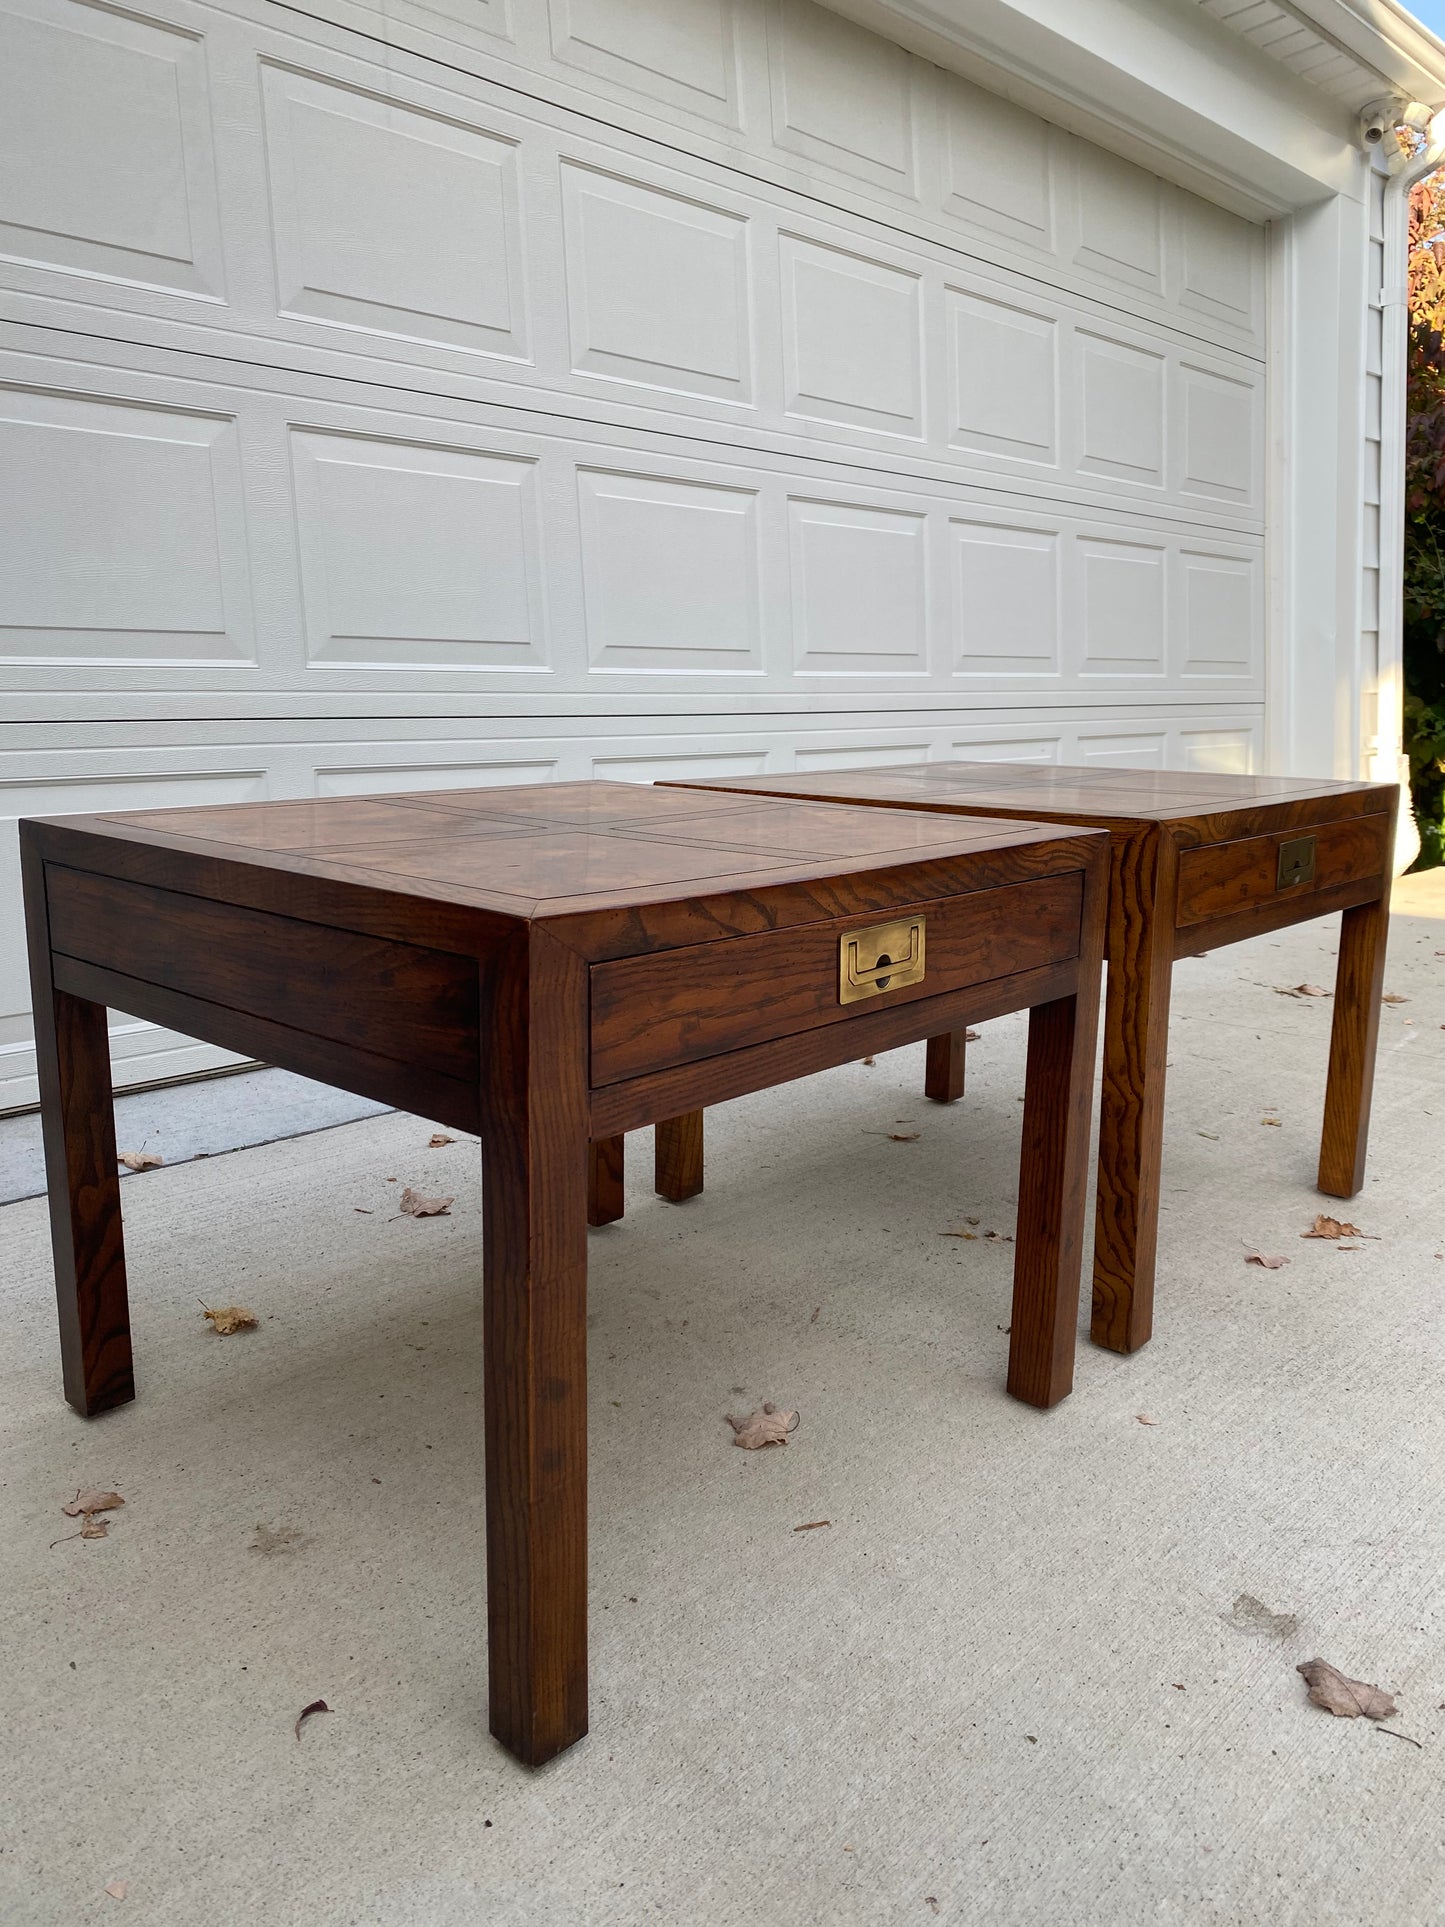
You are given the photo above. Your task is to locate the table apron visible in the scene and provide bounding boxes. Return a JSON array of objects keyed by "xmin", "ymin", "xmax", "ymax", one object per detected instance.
[
  {"xmin": 1171, "ymin": 871, "xmax": 1385, "ymax": 961},
  {"xmin": 588, "ymin": 955, "xmax": 1081, "ymax": 1136}
]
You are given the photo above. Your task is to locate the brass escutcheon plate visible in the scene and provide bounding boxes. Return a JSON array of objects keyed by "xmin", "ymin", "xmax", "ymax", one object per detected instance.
[
  {"xmin": 1276, "ymin": 835, "xmax": 1317, "ymax": 890},
  {"xmin": 839, "ymin": 915, "xmax": 926, "ymax": 1005}
]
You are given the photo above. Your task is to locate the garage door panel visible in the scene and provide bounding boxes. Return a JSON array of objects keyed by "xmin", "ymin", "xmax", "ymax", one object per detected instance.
[
  {"xmin": 1, "ymin": 0, "xmax": 1271, "ymax": 1098},
  {"xmin": 0, "ymin": 0, "xmax": 1264, "ymax": 535},
  {"xmin": 0, "ymin": 0, "xmax": 225, "ymax": 299},
  {"xmin": 0, "ymin": 337, "xmax": 1265, "ymax": 702}
]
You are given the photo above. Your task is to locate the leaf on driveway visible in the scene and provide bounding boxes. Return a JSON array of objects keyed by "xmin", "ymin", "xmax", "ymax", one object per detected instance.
[
  {"xmin": 294, "ymin": 1698, "xmax": 330, "ymax": 1742},
  {"xmin": 726, "ymin": 1403, "xmax": 799, "ymax": 1449},
  {"xmin": 427, "ymin": 1133, "xmax": 453, "ymax": 1148},
  {"xmin": 1274, "ymin": 984, "xmax": 1331, "ymax": 998},
  {"xmin": 399, "ymin": 1187, "xmax": 453, "ymax": 1217},
  {"xmin": 1222, "ymin": 1593, "xmax": 1298, "ymax": 1638},
  {"xmin": 1382, "ymin": 992, "xmax": 1409, "ymax": 1005},
  {"xmin": 202, "ymin": 1303, "xmax": 258, "ymax": 1334},
  {"xmin": 104, "ymin": 1880, "xmax": 128, "ymax": 1901},
  {"xmin": 1302, "ymin": 1214, "xmax": 1370, "ymax": 1240},
  {"xmin": 1261, "ymin": 1116, "xmax": 1282, "ymax": 1127},
  {"xmin": 1136, "ymin": 1413, "xmax": 1159, "ymax": 1426},
  {"xmin": 1297, "ymin": 1658, "xmax": 1397, "ymax": 1721},
  {"xmin": 62, "ymin": 1489, "xmax": 124, "ymax": 1518},
  {"xmin": 1245, "ymin": 1252, "xmax": 1290, "ymax": 1269},
  {"xmin": 118, "ymin": 1151, "xmax": 162, "ymax": 1171}
]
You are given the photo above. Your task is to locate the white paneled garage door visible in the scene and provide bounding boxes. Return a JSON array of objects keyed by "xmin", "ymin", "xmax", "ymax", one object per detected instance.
[{"xmin": 0, "ymin": 0, "xmax": 1267, "ymax": 1106}]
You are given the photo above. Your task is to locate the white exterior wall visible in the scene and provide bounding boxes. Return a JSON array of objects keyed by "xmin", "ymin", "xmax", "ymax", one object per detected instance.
[{"xmin": 0, "ymin": 0, "xmax": 1401, "ymax": 1107}]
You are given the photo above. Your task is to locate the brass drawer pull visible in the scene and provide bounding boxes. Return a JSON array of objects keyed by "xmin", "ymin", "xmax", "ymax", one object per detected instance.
[
  {"xmin": 1276, "ymin": 836, "xmax": 1316, "ymax": 890},
  {"xmin": 839, "ymin": 915, "xmax": 926, "ymax": 1004}
]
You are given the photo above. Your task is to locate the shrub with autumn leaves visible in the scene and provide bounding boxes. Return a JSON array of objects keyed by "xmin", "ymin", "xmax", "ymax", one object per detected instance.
[{"xmin": 1405, "ymin": 170, "xmax": 1445, "ymax": 867}]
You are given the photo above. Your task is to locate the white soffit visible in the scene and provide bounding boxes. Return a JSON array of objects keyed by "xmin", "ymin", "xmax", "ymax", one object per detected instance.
[{"xmin": 818, "ymin": 0, "xmax": 1443, "ymax": 214}]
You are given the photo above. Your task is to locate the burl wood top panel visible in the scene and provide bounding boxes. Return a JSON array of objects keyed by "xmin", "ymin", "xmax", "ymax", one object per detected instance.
[
  {"xmin": 665, "ymin": 764, "xmax": 1397, "ymax": 846},
  {"xmin": 39, "ymin": 781, "xmax": 1085, "ymax": 919}
]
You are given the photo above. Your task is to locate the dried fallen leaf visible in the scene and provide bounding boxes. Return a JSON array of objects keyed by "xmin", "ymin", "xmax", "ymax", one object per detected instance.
[
  {"xmin": 726, "ymin": 1402, "xmax": 799, "ymax": 1450},
  {"xmin": 1296, "ymin": 1658, "xmax": 1397, "ymax": 1721},
  {"xmin": 427, "ymin": 1133, "xmax": 454, "ymax": 1148},
  {"xmin": 1136, "ymin": 1413, "xmax": 1159, "ymax": 1426},
  {"xmin": 887, "ymin": 1132, "xmax": 920, "ymax": 1142},
  {"xmin": 1198, "ymin": 1130, "xmax": 1220, "ymax": 1140},
  {"xmin": 1274, "ymin": 983, "xmax": 1331, "ymax": 998},
  {"xmin": 965, "ymin": 1030, "xmax": 980, "ymax": 1042},
  {"xmin": 1222, "ymin": 1593, "xmax": 1298, "ymax": 1639},
  {"xmin": 399, "ymin": 1187, "xmax": 453, "ymax": 1217},
  {"xmin": 201, "ymin": 1303, "xmax": 258, "ymax": 1334},
  {"xmin": 80, "ymin": 1516, "xmax": 110, "ymax": 1540},
  {"xmin": 1302, "ymin": 1214, "xmax": 1370, "ymax": 1240},
  {"xmin": 62, "ymin": 1489, "xmax": 124, "ymax": 1518},
  {"xmin": 1382, "ymin": 992, "xmax": 1409, "ymax": 1005},
  {"xmin": 1245, "ymin": 1252, "xmax": 1289, "ymax": 1269},
  {"xmin": 295, "ymin": 1698, "xmax": 330, "ymax": 1742},
  {"xmin": 249, "ymin": 1524, "xmax": 306, "ymax": 1556},
  {"xmin": 861, "ymin": 1056, "xmax": 875, "ymax": 1067},
  {"xmin": 104, "ymin": 1879, "xmax": 128, "ymax": 1901},
  {"xmin": 983, "ymin": 1229, "xmax": 1013, "ymax": 1243},
  {"xmin": 118, "ymin": 1151, "xmax": 162, "ymax": 1172},
  {"xmin": 793, "ymin": 1520, "xmax": 831, "ymax": 1532},
  {"xmin": 938, "ymin": 1229, "xmax": 977, "ymax": 1240},
  {"xmin": 1261, "ymin": 1117, "xmax": 1282, "ymax": 1127}
]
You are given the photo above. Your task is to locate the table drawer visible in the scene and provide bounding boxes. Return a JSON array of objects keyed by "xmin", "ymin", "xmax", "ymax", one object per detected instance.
[
  {"xmin": 589, "ymin": 870, "xmax": 1083, "ymax": 1087},
  {"xmin": 1175, "ymin": 814, "xmax": 1390, "ymax": 929}
]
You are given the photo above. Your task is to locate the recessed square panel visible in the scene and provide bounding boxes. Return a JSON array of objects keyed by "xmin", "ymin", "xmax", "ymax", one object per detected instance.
[
  {"xmin": 1079, "ymin": 538, "xmax": 1165, "ymax": 675},
  {"xmin": 0, "ymin": 386, "xmax": 252, "ymax": 663},
  {"xmin": 951, "ymin": 521, "xmax": 1059, "ymax": 676},
  {"xmin": 0, "ymin": 0, "xmax": 222, "ymax": 296},
  {"xmin": 104, "ymin": 797, "xmax": 535, "ymax": 852},
  {"xmin": 594, "ymin": 750, "xmax": 768, "ymax": 781},
  {"xmin": 792, "ymin": 743, "xmax": 932, "ymax": 770},
  {"xmin": 561, "ymin": 164, "xmax": 749, "ymax": 400},
  {"xmin": 578, "ymin": 469, "xmax": 761, "ymax": 672},
  {"xmin": 315, "ymin": 759, "xmax": 558, "ymax": 796},
  {"xmin": 290, "ymin": 429, "xmax": 543, "ymax": 669},
  {"xmin": 1181, "ymin": 197, "xmax": 1261, "ymax": 337},
  {"xmin": 942, "ymin": 73, "xmax": 1051, "ymax": 243},
  {"xmin": 549, "ymin": 0, "xmax": 738, "ymax": 123},
  {"xmin": 1074, "ymin": 146, "xmax": 1162, "ymax": 293},
  {"xmin": 768, "ymin": 0, "xmax": 915, "ymax": 195},
  {"xmin": 1078, "ymin": 733, "xmax": 1166, "ymax": 769},
  {"xmin": 1079, "ymin": 334, "xmax": 1164, "ymax": 487},
  {"xmin": 1180, "ymin": 550, "xmax": 1256, "ymax": 678},
  {"xmin": 782, "ymin": 236, "xmax": 920, "ymax": 435},
  {"xmin": 1179, "ymin": 728, "xmax": 1253, "ymax": 775},
  {"xmin": 319, "ymin": 827, "xmax": 799, "ymax": 904},
  {"xmin": 262, "ymin": 66, "xmax": 525, "ymax": 359},
  {"xmin": 789, "ymin": 499, "xmax": 927, "ymax": 676},
  {"xmin": 1181, "ymin": 364, "xmax": 1257, "ymax": 504},
  {"xmin": 947, "ymin": 290, "xmax": 1056, "ymax": 462}
]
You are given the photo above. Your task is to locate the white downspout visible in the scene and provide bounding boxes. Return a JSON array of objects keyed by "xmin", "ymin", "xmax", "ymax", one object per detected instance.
[{"xmin": 1377, "ymin": 115, "xmax": 1445, "ymax": 866}]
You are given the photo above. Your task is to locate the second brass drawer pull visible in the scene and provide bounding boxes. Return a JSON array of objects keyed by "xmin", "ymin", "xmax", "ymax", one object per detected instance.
[
  {"xmin": 839, "ymin": 916, "xmax": 926, "ymax": 1005},
  {"xmin": 1277, "ymin": 836, "xmax": 1316, "ymax": 889}
]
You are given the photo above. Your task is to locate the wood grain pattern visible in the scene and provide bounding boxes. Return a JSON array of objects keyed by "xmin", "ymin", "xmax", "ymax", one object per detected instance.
[
  {"xmin": 589, "ymin": 872, "xmax": 1082, "ymax": 1084},
  {"xmin": 1007, "ymin": 842, "xmax": 1106, "ymax": 1406},
  {"xmin": 924, "ymin": 1031, "xmax": 967, "ymax": 1103},
  {"xmin": 1318, "ymin": 789, "xmax": 1398, "ymax": 1197},
  {"xmin": 668, "ymin": 767, "xmax": 1399, "ymax": 1359},
  {"xmin": 1090, "ymin": 828, "xmax": 1176, "ymax": 1355},
  {"xmin": 479, "ymin": 927, "xmax": 591, "ymax": 1768},
  {"xmin": 1175, "ymin": 816, "xmax": 1388, "ymax": 927},
  {"xmin": 20, "ymin": 780, "xmax": 1114, "ymax": 1769},
  {"xmin": 53, "ymin": 954, "xmax": 481, "ymax": 1135},
  {"xmin": 47, "ymin": 866, "xmax": 478, "ymax": 1079},
  {"xmin": 591, "ymin": 957, "xmax": 1085, "ymax": 1137},
  {"xmin": 587, "ymin": 1136, "xmax": 624, "ymax": 1227},
  {"xmin": 654, "ymin": 1112, "xmax": 704, "ymax": 1202},
  {"xmin": 20, "ymin": 830, "xmax": 133, "ymax": 1417}
]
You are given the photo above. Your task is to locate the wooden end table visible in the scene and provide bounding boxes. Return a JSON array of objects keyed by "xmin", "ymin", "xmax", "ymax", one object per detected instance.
[
  {"xmin": 660, "ymin": 765, "xmax": 1399, "ymax": 1357},
  {"xmin": 21, "ymin": 781, "xmax": 1107, "ymax": 1765}
]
